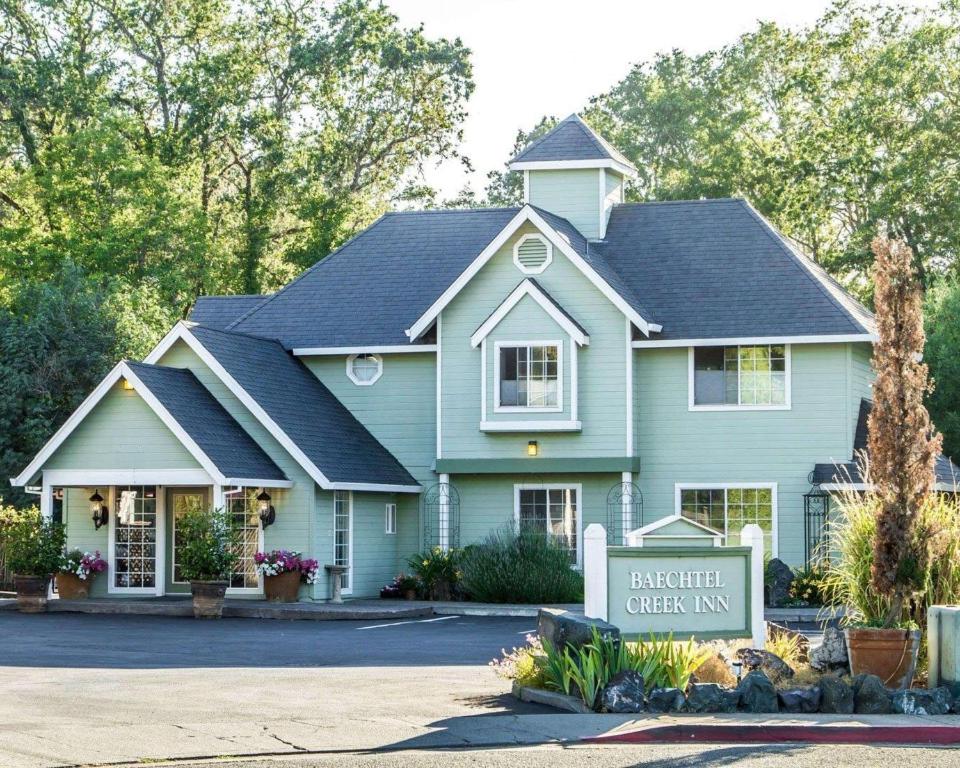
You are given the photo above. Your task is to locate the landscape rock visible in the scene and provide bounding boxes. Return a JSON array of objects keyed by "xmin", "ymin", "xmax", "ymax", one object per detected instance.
[
  {"xmin": 809, "ymin": 627, "xmax": 849, "ymax": 672},
  {"xmin": 737, "ymin": 670, "xmax": 779, "ymax": 713},
  {"xmin": 537, "ymin": 608, "xmax": 620, "ymax": 653},
  {"xmin": 818, "ymin": 675, "xmax": 854, "ymax": 714},
  {"xmin": 891, "ymin": 687, "xmax": 954, "ymax": 716},
  {"xmin": 600, "ymin": 671, "xmax": 646, "ymax": 714},
  {"xmin": 766, "ymin": 558, "xmax": 795, "ymax": 608},
  {"xmin": 737, "ymin": 648, "xmax": 794, "ymax": 680},
  {"xmin": 777, "ymin": 687, "xmax": 821, "ymax": 714},
  {"xmin": 720, "ymin": 689, "xmax": 741, "ymax": 713},
  {"xmin": 852, "ymin": 674, "xmax": 893, "ymax": 714},
  {"xmin": 647, "ymin": 687, "xmax": 685, "ymax": 713},
  {"xmin": 685, "ymin": 683, "xmax": 725, "ymax": 713}
]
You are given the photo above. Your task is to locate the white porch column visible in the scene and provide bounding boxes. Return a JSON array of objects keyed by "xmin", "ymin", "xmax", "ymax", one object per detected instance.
[
  {"xmin": 39, "ymin": 475, "xmax": 53, "ymax": 521},
  {"xmin": 620, "ymin": 471, "xmax": 633, "ymax": 545},
  {"xmin": 583, "ymin": 523, "xmax": 608, "ymax": 621},
  {"xmin": 741, "ymin": 523, "xmax": 766, "ymax": 648},
  {"xmin": 438, "ymin": 473, "xmax": 450, "ymax": 551},
  {"xmin": 212, "ymin": 484, "xmax": 225, "ymax": 511}
]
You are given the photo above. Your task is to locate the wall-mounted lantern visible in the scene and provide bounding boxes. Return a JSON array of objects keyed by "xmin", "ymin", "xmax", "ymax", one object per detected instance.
[
  {"xmin": 257, "ymin": 490, "xmax": 276, "ymax": 528},
  {"xmin": 527, "ymin": 440, "xmax": 539, "ymax": 457},
  {"xmin": 90, "ymin": 490, "xmax": 108, "ymax": 529}
]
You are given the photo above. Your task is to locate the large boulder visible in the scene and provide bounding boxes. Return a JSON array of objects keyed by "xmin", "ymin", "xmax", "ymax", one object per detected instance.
[
  {"xmin": 600, "ymin": 671, "xmax": 646, "ymax": 714},
  {"xmin": 778, "ymin": 687, "xmax": 821, "ymax": 714},
  {"xmin": 809, "ymin": 627, "xmax": 849, "ymax": 672},
  {"xmin": 819, "ymin": 676, "xmax": 854, "ymax": 714},
  {"xmin": 852, "ymin": 674, "xmax": 893, "ymax": 715},
  {"xmin": 685, "ymin": 683, "xmax": 725, "ymax": 713},
  {"xmin": 537, "ymin": 608, "xmax": 620, "ymax": 652},
  {"xmin": 737, "ymin": 648, "xmax": 795, "ymax": 680},
  {"xmin": 891, "ymin": 687, "xmax": 954, "ymax": 716},
  {"xmin": 765, "ymin": 558, "xmax": 794, "ymax": 608},
  {"xmin": 647, "ymin": 687, "xmax": 685, "ymax": 713},
  {"xmin": 720, "ymin": 689, "xmax": 742, "ymax": 713},
  {"xmin": 737, "ymin": 670, "xmax": 779, "ymax": 713}
]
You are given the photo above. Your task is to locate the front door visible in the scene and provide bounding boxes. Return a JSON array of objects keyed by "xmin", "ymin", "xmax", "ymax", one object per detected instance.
[
  {"xmin": 111, "ymin": 485, "xmax": 161, "ymax": 594},
  {"xmin": 166, "ymin": 487, "xmax": 209, "ymax": 594}
]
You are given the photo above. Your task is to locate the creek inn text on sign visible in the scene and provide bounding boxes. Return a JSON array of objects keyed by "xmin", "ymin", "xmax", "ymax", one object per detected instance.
[{"xmin": 625, "ymin": 568, "xmax": 731, "ymax": 616}]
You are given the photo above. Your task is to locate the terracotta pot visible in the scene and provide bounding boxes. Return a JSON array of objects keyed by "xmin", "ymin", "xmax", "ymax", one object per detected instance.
[
  {"xmin": 14, "ymin": 574, "xmax": 50, "ymax": 613},
  {"xmin": 190, "ymin": 580, "xmax": 228, "ymax": 619},
  {"xmin": 263, "ymin": 570, "xmax": 301, "ymax": 603},
  {"xmin": 845, "ymin": 627, "xmax": 921, "ymax": 689},
  {"xmin": 402, "ymin": 588, "xmax": 417, "ymax": 601},
  {"xmin": 56, "ymin": 572, "xmax": 92, "ymax": 600}
]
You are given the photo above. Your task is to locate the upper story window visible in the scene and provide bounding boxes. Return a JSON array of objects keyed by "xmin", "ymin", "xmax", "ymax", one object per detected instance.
[
  {"xmin": 690, "ymin": 345, "xmax": 790, "ymax": 410},
  {"xmin": 346, "ymin": 353, "xmax": 382, "ymax": 386},
  {"xmin": 496, "ymin": 342, "xmax": 561, "ymax": 411},
  {"xmin": 512, "ymin": 233, "xmax": 553, "ymax": 274}
]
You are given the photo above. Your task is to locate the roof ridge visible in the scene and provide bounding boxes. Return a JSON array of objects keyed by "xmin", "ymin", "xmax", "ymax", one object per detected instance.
[
  {"xmin": 386, "ymin": 206, "xmax": 522, "ymax": 216},
  {"xmin": 190, "ymin": 322, "xmax": 288, "ymax": 346}
]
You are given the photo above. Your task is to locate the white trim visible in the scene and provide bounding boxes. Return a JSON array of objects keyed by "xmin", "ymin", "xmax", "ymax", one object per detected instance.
[
  {"xmin": 470, "ymin": 280, "xmax": 589, "ymax": 348},
  {"xmin": 598, "ymin": 168, "xmax": 605, "ymax": 239},
  {"xmin": 522, "ymin": 170, "xmax": 530, "ymax": 203},
  {"xmin": 385, "ymin": 502, "xmax": 397, "ymax": 535},
  {"xmin": 630, "ymin": 512, "xmax": 724, "ymax": 540},
  {"xmin": 480, "ymin": 420, "xmax": 581, "ymax": 432},
  {"xmin": 819, "ymin": 481, "xmax": 960, "ymax": 493},
  {"xmin": 438, "ymin": 473, "xmax": 450, "ymax": 551},
  {"xmin": 687, "ymin": 344, "xmax": 792, "ymax": 412},
  {"xmin": 169, "ymin": 486, "xmax": 209, "ymax": 586},
  {"xmin": 145, "ymin": 323, "xmax": 414, "ymax": 493},
  {"xmin": 436, "ymin": 314, "xmax": 442, "ymax": 459},
  {"xmin": 345, "ymin": 353, "xmax": 383, "ymax": 386},
  {"xmin": 633, "ymin": 333, "xmax": 876, "ymax": 349},
  {"xmin": 514, "ymin": 483, "xmax": 584, "ymax": 569},
  {"xmin": 108, "ymin": 485, "xmax": 166, "ymax": 596},
  {"xmin": 674, "ymin": 482, "xmax": 779, "ymax": 558},
  {"xmin": 480, "ymin": 338, "xmax": 487, "ymax": 423},
  {"xmin": 508, "ymin": 158, "xmax": 638, "ymax": 178},
  {"xmin": 405, "ymin": 206, "xmax": 655, "ymax": 341},
  {"xmin": 223, "ymin": 477, "xmax": 293, "ymax": 488},
  {"xmin": 570, "ymin": 342, "xmax": 578, "ymax": 423},
  {"xmin": 625, "ymin": 318, "xmax": 633, "ymax": 456},
  {"xmin": 493, "ymin": 340, "xmax": 563, "ymax": 413},
  {"xmin": 512, "ymin": 233, "xmax": 553, "ymax": 275},
  {"xmin": 334, "ymin": 490, "xmax": 353, "ymax": 595},
  {"xmin": 42, "ymin": 469, "xmax": 214, "ymax": 486},
  {"xmin": 293, "ymin": 345, "xmax": 436, "ymax": 356}
]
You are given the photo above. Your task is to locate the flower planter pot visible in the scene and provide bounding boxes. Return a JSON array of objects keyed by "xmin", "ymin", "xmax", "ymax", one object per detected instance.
[
  {"xmin": 845, "ymin": 627, "xmax": 921, "ymax": 689},
  {"xmin": 56, "ymin": 572, "xmax": 92, "ymax": 600},
  {"xmin": 263, "ymin": 570, "xmax": 301, "ymax": 603},
  {"xmin": 190, "ymin": 580, "xmax": 228, "ymax": 619},
  {"xmin": 14, "ymin": 575, "xmax": 50, "ymax": 613},
  {"xmin": 402, "ymin": 588, "xmax": 417, "ymax": 601}
]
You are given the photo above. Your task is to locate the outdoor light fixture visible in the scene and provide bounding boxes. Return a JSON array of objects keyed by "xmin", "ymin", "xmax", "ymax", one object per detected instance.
[
  {"xmin": 89, "ymin": 490, "xmax": 108, "ymax": 529},
  {"xmin": 527, "ymin": 440, "xmax": 539, "ymax": 457},
  {"xmin": 257, "ymin": 490, "xmax": 276, "ymax": 528},
  {"xmin": 122, "ymin": 378, "xmax": 134, "ymax": 390}
]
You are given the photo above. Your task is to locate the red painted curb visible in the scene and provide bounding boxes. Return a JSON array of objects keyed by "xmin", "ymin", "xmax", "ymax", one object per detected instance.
[{"xmin": 587, "ymin": 724, "xmax": 960, "ymax": 745}]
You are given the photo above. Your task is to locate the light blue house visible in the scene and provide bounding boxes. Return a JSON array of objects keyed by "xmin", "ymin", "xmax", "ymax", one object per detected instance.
[{"xmin": 13, "ymin": 114, "xmax": 953, "ymax": 600}]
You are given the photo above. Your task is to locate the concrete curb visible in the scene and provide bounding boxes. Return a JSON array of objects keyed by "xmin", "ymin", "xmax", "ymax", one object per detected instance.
[{"xmin": 513, "ymin": 683, "xmax": 592, "ymax": 713}]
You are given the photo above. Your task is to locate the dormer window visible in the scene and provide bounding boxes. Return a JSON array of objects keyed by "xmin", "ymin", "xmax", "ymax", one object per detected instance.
[{"xmin": 513, "ymin": 234, "xmax": 552, "ymax": 274}]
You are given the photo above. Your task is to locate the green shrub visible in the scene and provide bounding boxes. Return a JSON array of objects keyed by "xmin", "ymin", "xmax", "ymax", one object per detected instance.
[
  {"xmin": 176, "ymin": 503, "xmax": 238, "ymax": 581},
  {"xmin": 459, "ymin": 529, "xmax": 583, "ymax": 604},
  {"xmin": 406, "ymin": 546, "xmax": 461, "ymax": 599},
  {"xmin": 1, "ymin": 508, "xmax": 65, "ymax": 577},
  {"xmin": 788, "ymin": 565, "xmax": 830, "ymax": 606}
]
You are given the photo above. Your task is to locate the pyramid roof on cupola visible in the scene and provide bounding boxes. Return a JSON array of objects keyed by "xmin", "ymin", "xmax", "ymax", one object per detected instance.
[{"xmin": 509, "ymin": 114, "xmax": 637, "ymax": 176}]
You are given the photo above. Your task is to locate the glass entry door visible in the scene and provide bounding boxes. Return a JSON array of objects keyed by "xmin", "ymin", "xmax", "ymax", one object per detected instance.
[
  {"xmin": 112, "ymin": 486, "xmax": 159, "ymax": 592},
  {"xmin": 168, "ymin": 488, "xmax": 209, "ymax": 593}
]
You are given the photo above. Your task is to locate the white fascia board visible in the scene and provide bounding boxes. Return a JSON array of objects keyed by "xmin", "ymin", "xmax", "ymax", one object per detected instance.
[
  {"xmin": 820, "ymin": 481, "xmax": 958, "ymax": 493},
  {"xmin": 223, "ymin": 477, "xmax": 294, "ymax": 488},
  {"xmin": 293, "ymin": 345, "xmax": 437, "ymax": 356},
  {"xmin": 328, "ymin": 482, "xmax": 422, "ymax": 494},
  {"xmin": 508, "ymin": 159, "xmax": 638, "ymax": 178},
  {"xmin": 630, "ymin": 513, "xmax": 723, "ymax": 539},
  {"xmin": 143, "ymin": 320, "xmax": 195, "ymax": 364},
  {"xmin": 480, "ymin": 420, "xmax": 582, "ymax": 432},
  {"xmin": 406, "ymin": 205, "xmax": 655, "ymax": 341},
  {"xmin": 40, "ymin": 469, "xmax": 215, "ymax": 486},
  {"xmin": 632, "ymin": 333, "xmax": 877, "ymax": 349},
  {"xmin": 470, "ymin": 280, "xmax": 589, "ymax": 348}
]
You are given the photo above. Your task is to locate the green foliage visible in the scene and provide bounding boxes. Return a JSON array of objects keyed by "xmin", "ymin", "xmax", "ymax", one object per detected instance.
[
  {"xmin": 788, "ymin": 566, "xmax": 830, "ymax": 606},
  {"xmin": 406, "ymin": 547, "xmax": 461, "ymax": 599},
  {"xmin": 0, "ymin": 508, "xmax": 65, "ymax": 577},
  {"xmin": 766, "ymin": 632, "xmax": 803, "ymax": 669},
  {"xmin": 174, "ymin": 502, "xmax": 238, "ymax": 582},
  {"xmin": 924, "ymin": 279, "xmax": 960, "ymax": 463},
  {"xmin": 459, "ymin": 529, "xmax": 584, "ymax": 604}
]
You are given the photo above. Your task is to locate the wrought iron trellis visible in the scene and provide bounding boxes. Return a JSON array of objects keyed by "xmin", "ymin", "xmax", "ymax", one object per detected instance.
[
  {"xmin": 606, "ymin": 481, "xmax": 643, "ymax": 545},
  {"xmin": 421, "ymin": 482, "xmax": 460, "ymax": 550},
  {"xmin": 803, "ymin": 486, "xmax": 832, "ymax": 565}
]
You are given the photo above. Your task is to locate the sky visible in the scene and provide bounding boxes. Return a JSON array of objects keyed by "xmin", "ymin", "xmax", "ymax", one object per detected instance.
[{"xmin": 384, "ymin": 0, "xmax": 917, "ymax": 198}]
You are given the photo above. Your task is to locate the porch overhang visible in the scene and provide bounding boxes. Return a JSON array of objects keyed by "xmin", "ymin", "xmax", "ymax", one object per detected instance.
[{"xmin": 36, "ymin": 469, "xmax": 293, "ymax": 489}]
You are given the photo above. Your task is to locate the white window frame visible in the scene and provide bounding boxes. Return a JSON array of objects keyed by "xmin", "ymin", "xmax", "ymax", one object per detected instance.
[
  {"xmin": 107, "ymin": 486, "xmax": 165, "ymax": 596},
  {"xmin": 346, "ymin": 353, "xmax": 383, "ymax": 386},
  {"xmin": 688, "ymin": 345, "xmax": 791, "ymax": 411},
  {"xmin": 385, "ymin": 502, "xmax": 397, "ymax": 535},
  {"xmin": 224, "ymin": 489, "xmax": 266, "ymax": 596},
  {"xmin": 494, "ymin": 340, "xmax": 563, "ymax": 413},
  {"xmin": 674, "ymin": 482, "xmax": 779, "ymax": 557},
  {"xmin": 513, "ymin": 483, "xmax": 583, "ymax": 569},
  {"xmin": 512, "ymin": 233, "xmax": 553, "ymax": 275},
  {"xmin": 334, "ymin": 490, "xmax": 353, "ymax": 595}
]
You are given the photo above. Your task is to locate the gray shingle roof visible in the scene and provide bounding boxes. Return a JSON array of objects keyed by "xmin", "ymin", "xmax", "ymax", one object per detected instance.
[
  {"xmin": 510, "ymin": 114, "xmax": 637, "ymax": 171},
  {"xmin": 125, "ymin": 361, "xmax": 287, "ymax": 482},
  {"xmin": 190, "ymin": 295, "xmax": 268, "ymax": 330},
  {"xmin": 187, "ymin": 325, "xmax": 417, "ymax": 488},
  {"xmin": 597, "ymin": 199, "xmax": 875, "ymax": 340}
]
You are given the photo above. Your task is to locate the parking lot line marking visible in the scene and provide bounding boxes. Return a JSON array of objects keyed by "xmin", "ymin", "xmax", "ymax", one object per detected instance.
[
  {"xmin": 356, "ymin": 615, "xmax": 458, "ymax": 630},
  {"xmin": 517, "ymin": 629, "xmax": 537, "ymax": 634}
]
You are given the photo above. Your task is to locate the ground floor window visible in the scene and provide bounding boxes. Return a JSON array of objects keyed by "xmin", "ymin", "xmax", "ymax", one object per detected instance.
[
  {"xmin": 228, "ymin": 490, "xmax": 261, "ymax": 589},
  {"xmin": 677, "ymin": 484, "xmax": 776, "ymax": 555},
  {"xmin": 113, "ymin": 486, "xmax": 158, "ymax": 589},
  {"xmin": 334, "ymin": 490, "xmax": 352, "ymax": 592},
  {"xmin": 515, "ymin": 486, "xmax": 580, "ymax": 565}
]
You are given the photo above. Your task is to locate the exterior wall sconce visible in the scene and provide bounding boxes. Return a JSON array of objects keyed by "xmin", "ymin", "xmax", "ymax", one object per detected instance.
[
  {"xmin": 527, "ymin": 440, "xmax": 539, "ymax": 457},
  {"xmin": 257, "ymin": 490, "xmax": 276, "ymax": 528},
  {"xmin": 89, "ymin": 490, "xmax": 108, "ymax": 529},
  {"xmin": 121, "ymin": 378, "xmax": 134, "ymax": 391}
]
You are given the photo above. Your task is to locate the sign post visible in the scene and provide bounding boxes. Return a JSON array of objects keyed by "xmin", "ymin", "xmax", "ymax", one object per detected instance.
[{"xmin": 584, "ymin": 517, "xmax": 766, "ymax": 648}]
